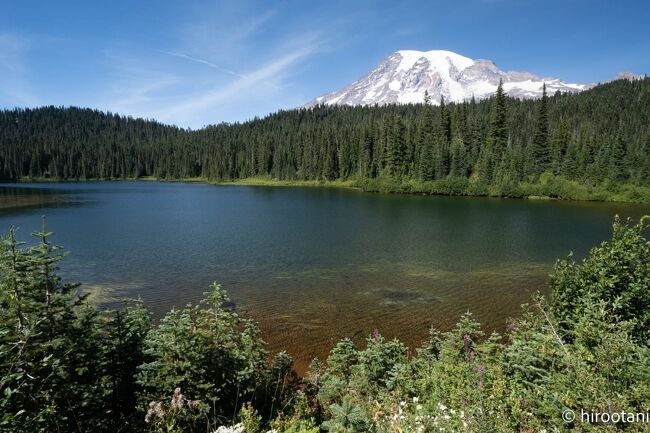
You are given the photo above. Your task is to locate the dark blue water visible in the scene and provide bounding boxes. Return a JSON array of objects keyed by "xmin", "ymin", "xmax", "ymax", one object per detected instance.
[{"xmin": 1, "ymin": 181, "xmax": 647, "ymax": 369}]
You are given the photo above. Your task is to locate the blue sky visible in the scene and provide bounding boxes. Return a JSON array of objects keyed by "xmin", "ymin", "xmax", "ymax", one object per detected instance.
[{"xmin": 1, "ymin": 0, "xmax": 648, "ymax": 128}]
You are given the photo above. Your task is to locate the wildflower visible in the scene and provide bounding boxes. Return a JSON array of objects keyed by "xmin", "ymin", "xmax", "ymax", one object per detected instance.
[
  {"xmin": 412, "ymin": 396, "xmax": 419, "ymax": 403},
  {"xmin": 145, "ymin": 401, "xmax": 164, "ymax": 423},
  {"xmin": 214, "ymin": 424, "xmax": 245, "ymax": 433},
  {"xmin": 187, "ymin": 399, "xmax": 201, "ymax": 409},
  {"xmin": 170, "ymin": 387, "xmax": 185, "ymax": 411}
]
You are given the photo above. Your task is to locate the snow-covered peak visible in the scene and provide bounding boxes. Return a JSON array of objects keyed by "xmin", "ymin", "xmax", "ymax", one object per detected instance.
[
  {"xmin": 306, "ymin": 50, "xmax": 589, "ymax": 107},
  {"xmin": 393, "ymin": 50, "xmax": 475, "ymax": 72},
  {"xmin": 611, "ymin": 71, "xmax": 645, "ymax": 82}
]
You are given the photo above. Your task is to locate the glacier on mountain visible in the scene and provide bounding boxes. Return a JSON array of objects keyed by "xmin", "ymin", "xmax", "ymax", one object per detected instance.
[{"xmin": 306, "ymin": 50, "xmax": 588, "ymax": 107}]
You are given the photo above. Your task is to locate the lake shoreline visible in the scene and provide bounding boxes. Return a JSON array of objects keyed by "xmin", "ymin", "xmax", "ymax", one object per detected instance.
[
  {"xmin": 3, "ymin": 181, "xmax": 648, "ymax": 381},
  {"xmin": 8, "ymin": 175, "xmax": 650, "ymax": 204}
]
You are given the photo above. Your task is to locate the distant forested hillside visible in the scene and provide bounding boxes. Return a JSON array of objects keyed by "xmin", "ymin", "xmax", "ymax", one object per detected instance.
[{"xmin": 1, "ymin": 78, "xmax": 649, "ymax": 200}]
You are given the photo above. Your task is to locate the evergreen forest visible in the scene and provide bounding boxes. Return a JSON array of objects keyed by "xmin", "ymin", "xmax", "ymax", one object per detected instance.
[{"xmin": 1, "ymin": 78, "xmax": 650, "ymax": 202}]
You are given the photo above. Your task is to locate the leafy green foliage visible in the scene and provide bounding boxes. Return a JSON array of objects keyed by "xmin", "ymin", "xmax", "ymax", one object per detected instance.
[
  {"xmin": 0, "ymin": 222, "xmax": 90, "ymax": 432},
  {"xmin": 136, "ymin": 284, "xmax": 269, "ymax": 431},
  {"xmin": 0, "ymin": 226, "xmax": 297, "ymax": 432},
  {"xmin": 1, "ymin": 215, "xmax": 648, "ymax": 432},
  {"xmin": 321, "ymin": 397, "xmax": 368, "ymax": 433},
  {"xmin": 307, "ymin": 217, "xmax": 650, "ymax": 432},
  {"xmin": 550, "ymin": 215, "xmax": 650, "ymax": 342}
]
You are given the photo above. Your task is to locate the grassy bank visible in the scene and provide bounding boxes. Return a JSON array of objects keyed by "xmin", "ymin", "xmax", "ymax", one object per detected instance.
[
  {"xmin": 209, "ymin": 177, "xmax": 358, "ymax": 189},
  {"xmin": 165, "ymin": 174, "xmax": 650, "ymax": 204},
  {"xmin": 357, "ymin": 173, "xmax": 650, "ymax": 204},
  {"xmin": 12, "ymin": 176, "xmax": 356, "ymax": 189},
  {"xmin": 10, "ymin": 174, "xmax": 650, "ymax": 204}
]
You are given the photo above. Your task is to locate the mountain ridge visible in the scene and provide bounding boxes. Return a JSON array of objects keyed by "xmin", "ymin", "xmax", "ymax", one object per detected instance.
[{"xmin": 306, "ymin": 49, "xmax": 640, "ymax": 107}]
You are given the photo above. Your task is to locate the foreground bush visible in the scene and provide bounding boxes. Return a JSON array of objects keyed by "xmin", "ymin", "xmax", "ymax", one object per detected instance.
[{"xmin": 1, "ymin": 216, "xmax": 648, "ymax": 432}]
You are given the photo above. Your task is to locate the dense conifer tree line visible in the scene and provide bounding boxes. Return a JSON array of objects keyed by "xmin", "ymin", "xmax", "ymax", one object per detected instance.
[{"xmin": 1, "ymin": 78, "xmax": 649, "ymax": 201}]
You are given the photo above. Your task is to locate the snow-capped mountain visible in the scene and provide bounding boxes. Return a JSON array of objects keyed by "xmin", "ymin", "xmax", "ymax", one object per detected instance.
[
  {"xmin": 306, "ymin": 50, "xmax": 588, "ymax": 107},
  {"xmin": 610, "ymin": 71, "xmax": 644, "ymax": 82}
]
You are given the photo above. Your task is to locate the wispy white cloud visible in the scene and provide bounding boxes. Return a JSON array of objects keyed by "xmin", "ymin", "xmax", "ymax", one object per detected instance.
[
  {"xmin": 157, "ymin": 50, "xmax": 244, "ymax": 77},
  {"xmin": 152, "ymin": 39, "xmax": 320, "ymax": 125},
  {"xmin": 181, "ymin": 8, "xmax": 277, "ymax": 60},
  {"xmin": 1, "ymin": 4, "xmax": 328, "ymax": 126},
  {"xmin": 95, "ymin": 4, "xmax": 325, "ymax": 127},
  {"xmin": 97, "ymin": 51, "xmax": 181, "ymax": 118}
]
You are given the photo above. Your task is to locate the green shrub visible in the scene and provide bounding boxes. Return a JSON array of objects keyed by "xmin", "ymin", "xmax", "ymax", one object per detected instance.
[{"xmin": 2, "ymin": 216, "xmax": 649, "ymax": 432}]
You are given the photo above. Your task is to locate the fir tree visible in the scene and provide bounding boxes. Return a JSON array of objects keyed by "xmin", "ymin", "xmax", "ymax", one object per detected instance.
[
  {"xmin": 478, "ymin": 80, "xmax": 508, "ymax": 180},
  {"xmin": 387, "ymin": 116, "xmax": 406, "ymax": 177},
  {"xmin": 417, "ymin": 108, "xmax": 435, "ymax": 181},
  {"xmin": 531, "ymin": 83, "xmax": 551, "ymax": 175},
  {"xmin": 550, "ymin": 118, "xmax": 571, "ymax": 175},
  {"xmin": 608, "ymin": 128, "xmax": 627, "ymax": 181},
  {"xmin": 449, "ymin": 136, "xmax": 468, "ymax": 177},
  {"xmin": 439, "ymin": 96, "xmax": 452, "ymax": 146}
]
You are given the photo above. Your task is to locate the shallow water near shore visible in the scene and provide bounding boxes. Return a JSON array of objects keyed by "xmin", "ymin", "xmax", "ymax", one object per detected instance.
[{"xmin": 1, "ymin": 181, "xmax": 648, "ymax": 372}]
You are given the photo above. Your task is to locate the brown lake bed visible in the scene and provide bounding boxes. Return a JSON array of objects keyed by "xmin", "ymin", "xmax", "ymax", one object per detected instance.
[{"xmin": 1, "ymin": 181, "xmax": 648, "ymax": 373}]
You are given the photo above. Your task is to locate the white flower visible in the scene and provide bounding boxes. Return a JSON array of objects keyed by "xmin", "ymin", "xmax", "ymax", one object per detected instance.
[
  {"xmin": 412, "ymin": 396, "xmax": 419, "ymax": 403},
  {"xmin": 416, "ymin": 404, "xmax": 422, "ymax": 411},
  {"xmin": 214, "ymin": 424, "xmax": 245, "ymax": 433}
]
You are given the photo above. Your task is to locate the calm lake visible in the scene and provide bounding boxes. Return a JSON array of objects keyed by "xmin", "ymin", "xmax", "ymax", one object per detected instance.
[{"xmin": 1, "ymin": 181, "xmax": 648, "ymax": 371}]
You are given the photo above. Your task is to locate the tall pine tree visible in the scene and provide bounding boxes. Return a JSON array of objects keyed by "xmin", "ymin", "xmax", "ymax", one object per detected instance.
[
  {"xmin": 387, "ymin": 116, "xmax": 406, "ymax": 177},
  {"xmin": 531, "ymin": 83, "xmax": 550, "ymax": 175},
  {"xmin": 478, "ymin": 80, "xmax": 508, "ymax": 181}
]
